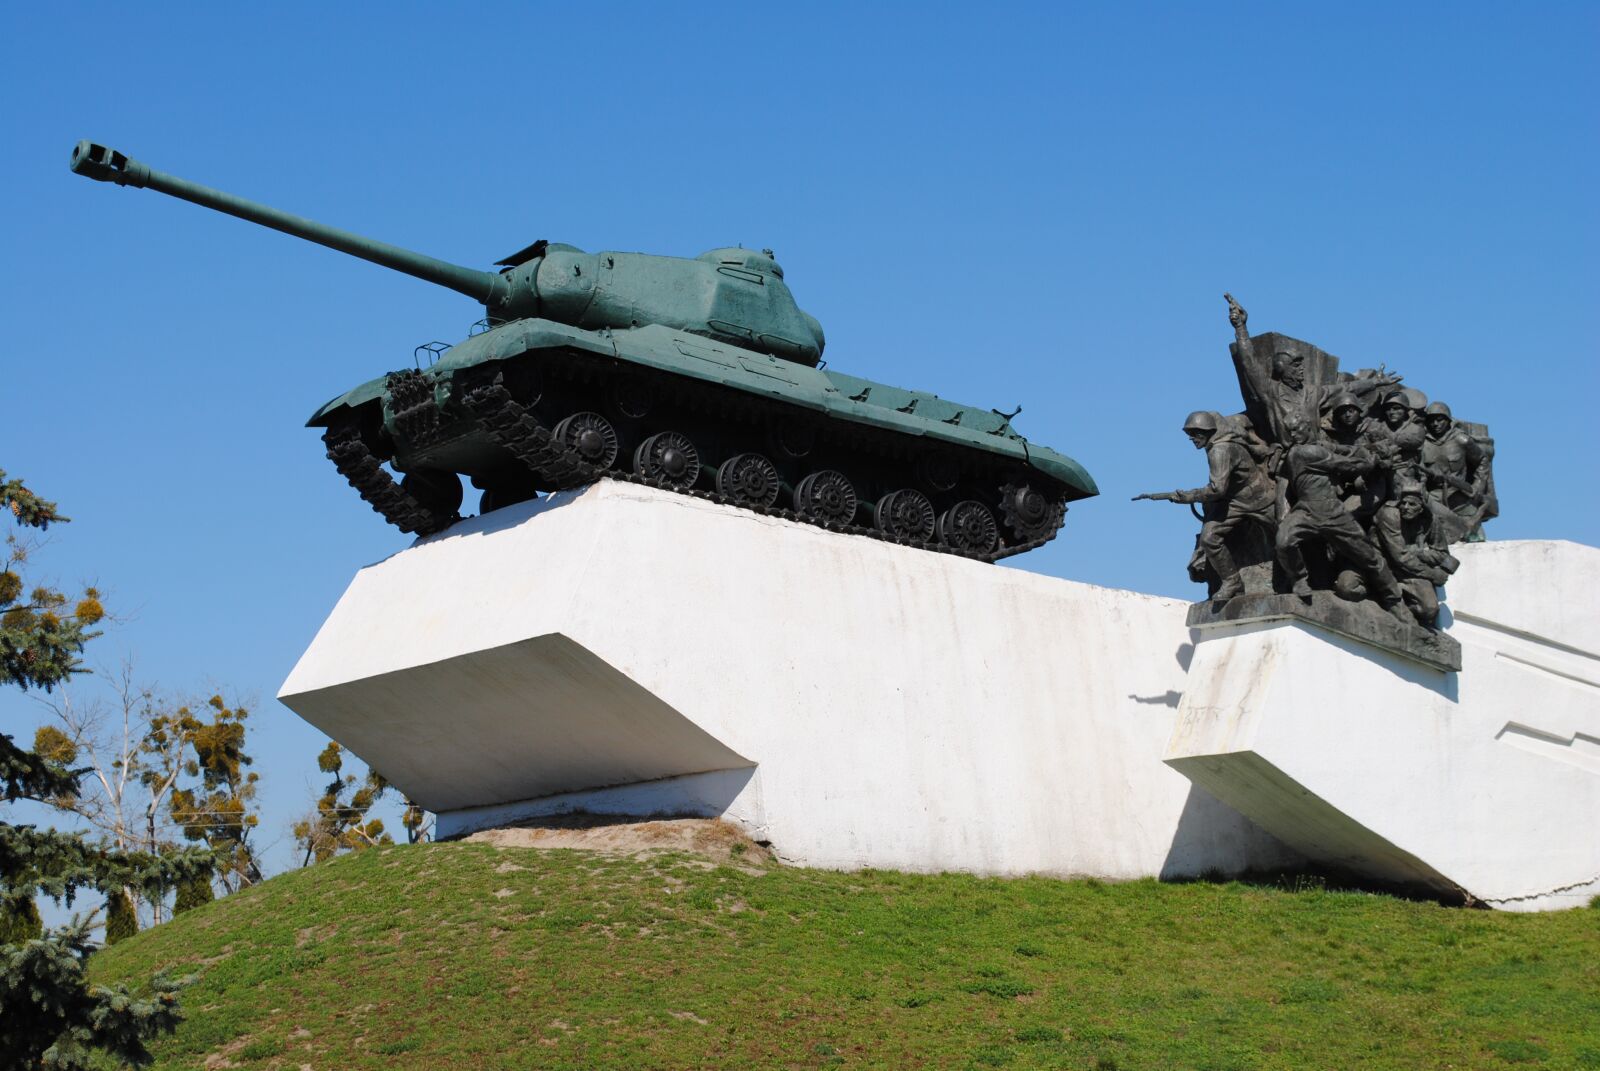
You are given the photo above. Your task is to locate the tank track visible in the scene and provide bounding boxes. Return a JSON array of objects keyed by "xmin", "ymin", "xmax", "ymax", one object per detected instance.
[
  {"xmin": 322, "ymin": 427, "xmax": 455, "ymax": 536},
  {"xmin": 459, "ymin": 379, "xmax": 1064, "ymax": 564},
  {"xmin": 460, "ymin": 381, "xmax": 594, "ymax": 488},
  {"xmin": 386, "ymin": 369, "xmax": 444, "ymax": 449}
]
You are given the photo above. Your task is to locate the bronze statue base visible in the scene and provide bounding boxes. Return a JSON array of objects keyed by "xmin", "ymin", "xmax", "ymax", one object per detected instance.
[{"xmin": 1186, "ymin": 592, "xmax": 1462, "ymax": 673}]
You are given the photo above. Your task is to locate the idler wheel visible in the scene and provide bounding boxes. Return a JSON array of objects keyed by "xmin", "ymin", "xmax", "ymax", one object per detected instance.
[
  {"xmin": 715, "ymin": 452, "xmax": 781, "ymax": 508},
  {"xmin": 553, "ymin": 412, "xmax": 619, "ymax": 470},
  {"xmin": 874, "ymin": 488, "xmax": 936, "ymax": 541},
  {"xmin": 999, "ymin": 482, "xmax": 1057, "ymax": 540},
  {"xmin": 633, "ymin": 431, "xmax": 701, "ymax": 488},
  {"xmin": 399, "ymin": 469, "xmax": 463, "ymax": 518},
  {"xmin": 938, "ymin": 500, "xmax": 998, "ymax": 554},
  {"xmin": 794, "ymin": 470, "xmax": 858, "ymax": 526}
]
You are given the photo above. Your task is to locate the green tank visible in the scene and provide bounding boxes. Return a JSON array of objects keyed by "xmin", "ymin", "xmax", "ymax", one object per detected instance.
[{"xmin": 71, "ymin": 140, "xmax": 1097, "ymax": 560}]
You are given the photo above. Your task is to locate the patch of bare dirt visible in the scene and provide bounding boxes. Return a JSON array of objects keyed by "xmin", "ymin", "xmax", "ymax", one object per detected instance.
[
  {"xmin": 462, "ymin": 816, "xmax": 773, "ymax": 869},
  {"xmin": 202, "ymin": 1037, "xmax": 248, "ymax": 1069}
]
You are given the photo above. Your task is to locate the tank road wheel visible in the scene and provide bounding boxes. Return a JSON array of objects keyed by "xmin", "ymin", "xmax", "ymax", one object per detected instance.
[
  {"xmin": 938, "ymin": 500, "xmax": 999, "ymax": 555},
  {"xmin": 794, "ymin": 470, "xmax": 858, "ymax": 527},
  {"xmin": 715, "ymin": 452, "xmax": 781, "ymax": 508},
  {"xmin": 399, "ymin": 469, "xmax": 464, "ymax": 518},
  {"xmin": 633, "ymin": 431, "xmax": 701, "ymax": 489},
  {"xmin": 874, "ymin": 488, "xmax": 936, "ymax": 542},
  {"xmin": 999, "ymin": 482, "xmax": 1059, "ymax": 541},
  {"xmin": 553, "ymin": 412, "xmax": 619, "ymax": 471}
]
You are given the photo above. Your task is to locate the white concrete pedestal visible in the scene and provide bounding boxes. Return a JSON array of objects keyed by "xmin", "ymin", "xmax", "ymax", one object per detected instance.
[
  {"xmin": 1164, "ymin": 540, "xmax": 1600, "ymax": 911},
  {"xmin": 278, "ymin": 485, "xmax": 1598, "ymax": 909},
  {"xmin": 279, "ymin": 482, "xmax": 1295, "ymax": 881}
]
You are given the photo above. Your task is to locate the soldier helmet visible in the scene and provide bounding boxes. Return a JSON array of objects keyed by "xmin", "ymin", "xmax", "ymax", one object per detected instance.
[
  {"xmin": 1395, "ymin": 478, "xmax": 1426, "ymax": 500},
  {"xmin": 1400, "ymin": 387, "xmax": 1428, "ymax": 411},
  {"xmin": 1424, "ymin": 401, "xmax": 1453, "ymax": 420},
  {"xmin": 1382, "ymin": 390, "xmax": 1410, "ymax": 409},
  {"xmin": 1182, "ymin": 410, "xmax": 1220, "ymax": 434},
  {"xmin": 1327, "ymin": 390, "xmax": 1362, "ymax": 414}
]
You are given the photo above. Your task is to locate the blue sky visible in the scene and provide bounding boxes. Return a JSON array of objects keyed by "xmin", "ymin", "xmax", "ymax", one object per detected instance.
[{"xmin": 4, "ymin": 3, "xmax": 1596, "ymax": 876}]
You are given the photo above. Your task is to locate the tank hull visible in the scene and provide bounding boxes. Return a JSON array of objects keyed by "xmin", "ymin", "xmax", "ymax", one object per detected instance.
[{"xmin": 312, "ymin": 318, "xmax": 1098, "ymax": 561}]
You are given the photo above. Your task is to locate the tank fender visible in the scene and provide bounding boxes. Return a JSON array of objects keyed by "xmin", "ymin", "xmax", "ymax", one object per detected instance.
[
  {"xmin": 1027, "ymin": 449, "xmax": 1098, "ymax": 497},
  {"xmin": 433, "ymin": 319, "xmax": 621, "ymax": 374},
  {"xmin": 307, "ymin": 377, "xmax": 386, "ymax": 427}
]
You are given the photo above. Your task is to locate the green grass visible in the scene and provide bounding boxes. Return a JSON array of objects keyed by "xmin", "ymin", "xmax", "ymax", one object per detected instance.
[{"xmin": 91, "ymin": 843, "xmax": 1600, "ymax": 1069}]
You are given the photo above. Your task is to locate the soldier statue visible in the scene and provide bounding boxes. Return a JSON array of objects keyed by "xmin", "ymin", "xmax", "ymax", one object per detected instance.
[
  {"xmin": 1141, "ymin": 293, "xmax": 1497, "ymax": 642},
  {"xmin": 1133, "ymin": 410, "xmax": 1275, "ymax": 601},
  {"xmin": 1324, "ymin": 390, "xmax": 1392, "ymax": 518},
  {"xmin": 1371, "ymin": 478, "xmax": 1459, "ymax": 628},
  {"xmin": 1421, "ymin": 401, "xmax": 1489, "ymax": 539},
  {"xmin": 1224, "ymin": 293, "xmax": 1401, "ymax": 449},
  {"xmin": 1275, "ymin": 440, "xmax": 1411, "ymax": 623},
  {"xmin": 1365, "ymin": 389, "xmax": 1427, "ymax": 479}
]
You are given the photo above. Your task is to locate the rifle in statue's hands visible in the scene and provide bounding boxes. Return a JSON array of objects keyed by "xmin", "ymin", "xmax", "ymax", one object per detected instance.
[
  {"xmin": 1132, "ymin": 491, "xmax": 1181, "ymax": 503},
  {"xmin": 1429, "ymin": 469, "xmax": 1481, "ymax": 499}
]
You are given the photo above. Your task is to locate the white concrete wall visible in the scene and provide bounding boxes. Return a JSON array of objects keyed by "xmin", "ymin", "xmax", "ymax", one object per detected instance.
[
  {"xmin": 1165, "ymin": 540, "xmax": 1600, "ymax": 911},
  {"xmin": 281, "ymin": 482, "xmax": 1297, "ymax": 880}
]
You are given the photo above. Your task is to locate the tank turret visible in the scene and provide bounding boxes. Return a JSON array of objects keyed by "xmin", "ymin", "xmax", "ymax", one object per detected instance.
[
  {"xmin": 72, "ymin": 139, "xmax": 1096, "ymax": 559},
  {"xmin": 69, "ymin": 141, "xmax": 825, "ymax": 365}
]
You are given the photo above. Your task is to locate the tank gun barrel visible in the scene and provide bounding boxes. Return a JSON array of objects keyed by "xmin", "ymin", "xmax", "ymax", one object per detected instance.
[{"xmin": 69, "ymin": 140, "xmax": 511, "ymax": 308}]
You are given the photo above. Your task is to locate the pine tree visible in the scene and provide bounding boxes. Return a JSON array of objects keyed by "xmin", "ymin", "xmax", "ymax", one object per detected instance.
[{"xmin": 2, "ymin": 470, "xmax": 212, "ymax": 1069}]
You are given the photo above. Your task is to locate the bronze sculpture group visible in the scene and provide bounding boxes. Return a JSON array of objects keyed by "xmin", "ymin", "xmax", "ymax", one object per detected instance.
[{"xmin": 1137, "ymin": 295, "xmax": 1496, "ymax": 632}]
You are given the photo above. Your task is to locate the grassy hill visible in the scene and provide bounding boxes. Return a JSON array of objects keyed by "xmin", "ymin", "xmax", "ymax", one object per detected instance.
[{"xmin": 92, "ymin": 830, "xmax": 1600, "ymax": 1070}]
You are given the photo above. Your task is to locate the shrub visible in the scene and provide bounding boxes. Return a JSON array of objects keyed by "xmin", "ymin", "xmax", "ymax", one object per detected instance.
[
  {"xmin": 105, "ymin": 889, "xmax": 138, "ymax": 945},
  {"xmin": 173, "ymin": 874, "xmax": 215, "ymax": 914},
  {"xmin": 0, "ymin": 896, "xmax": 43, "ymax": 944}
]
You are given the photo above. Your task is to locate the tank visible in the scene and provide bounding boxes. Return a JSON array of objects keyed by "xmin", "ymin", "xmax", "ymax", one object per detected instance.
[{"xmin": 70, "ymin": 140, "xmax": 1098, "ymax": 561}]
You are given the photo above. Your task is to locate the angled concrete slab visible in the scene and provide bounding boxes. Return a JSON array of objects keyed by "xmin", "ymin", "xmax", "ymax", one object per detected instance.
[
  {"xmin": 1166, "ymin": 540, "xmax": 1600, "ymax": 911},
  {"xmin": 281, "ymin": 633, "xmax": 753, "ymax": 813}
]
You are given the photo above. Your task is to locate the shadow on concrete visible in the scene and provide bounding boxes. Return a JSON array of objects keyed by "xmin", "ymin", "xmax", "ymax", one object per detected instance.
[
  {"xmin": 1317, "ymin": 624, "xmax": 1461, "ymax": 700},
  {"xmin": 1158, "ymin": 783, "xmax": 1304, "ymax": 880},
  {"xmin": 435, "ymin": 765, "xmax": 758, "ymax": 840},
  {"xmin": 1156, "ymin": 783, "xmax": 1470, "ymax": 906}
]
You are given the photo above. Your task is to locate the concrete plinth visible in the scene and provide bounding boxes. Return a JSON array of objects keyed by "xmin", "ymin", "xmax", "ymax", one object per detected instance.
[
  {"xmin": 280, "ymin": 481, "xmax": 1296, "ymax": 881},
  {"xmin": 1165, "ymin": 540, "xmax": 1600, "ymax": 911}
]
